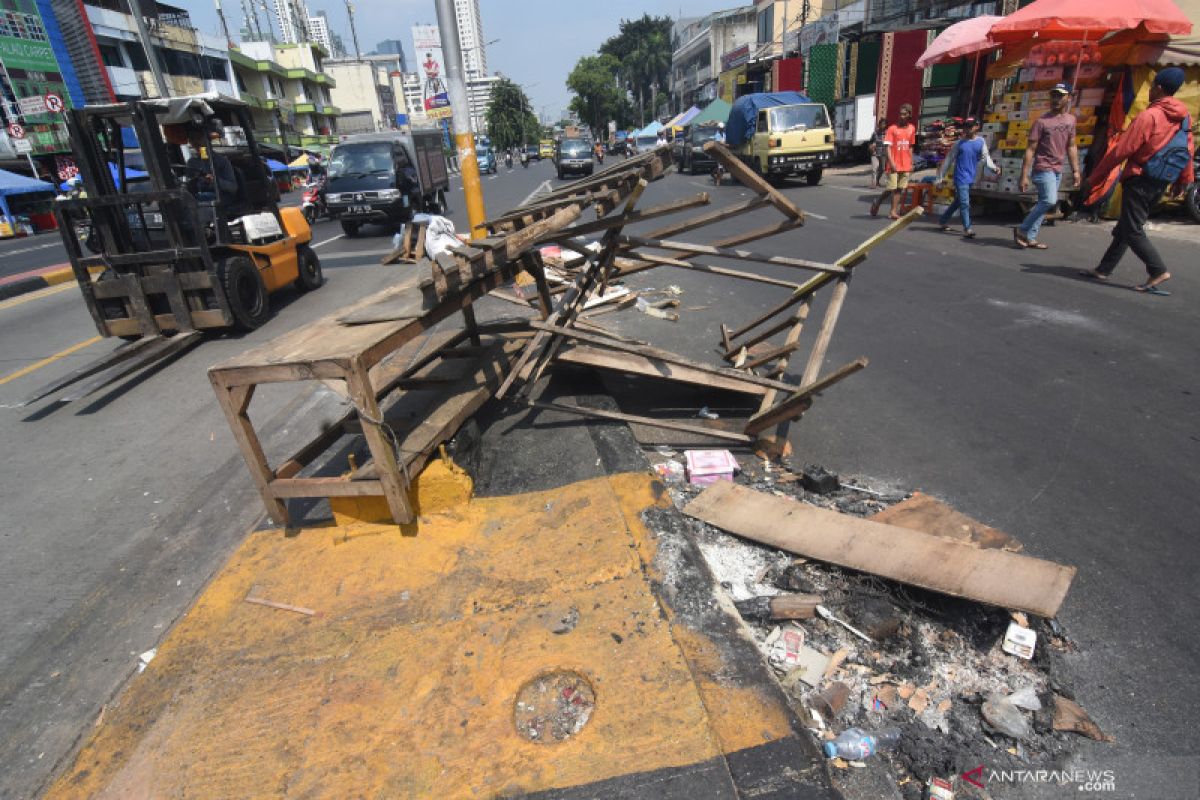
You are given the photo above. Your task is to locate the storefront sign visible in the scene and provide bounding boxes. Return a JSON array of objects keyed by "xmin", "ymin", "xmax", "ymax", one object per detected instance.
[
  {"xmin": 13, "ymin": 138, "xmax": 31, "ymax": 153},
  {"xmin": 0, "ymin": 37, "xmax": 58, "ymax": 72},
  {"xmin": 18, "ymin": 95, "xmax": 47, "ymax": 116},
  {"xmin": 720, "ymin": 44, "xmax": 750, "ymax": 72},
  {"xmin": 798, "ymin": 14, "xmax": 840, "ymax": 56}
]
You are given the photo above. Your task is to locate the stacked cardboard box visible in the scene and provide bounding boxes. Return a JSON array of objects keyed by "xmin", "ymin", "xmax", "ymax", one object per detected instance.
[{"xmin": 976, "ymin": 77, "xmax": 1106, "ymax": 195}]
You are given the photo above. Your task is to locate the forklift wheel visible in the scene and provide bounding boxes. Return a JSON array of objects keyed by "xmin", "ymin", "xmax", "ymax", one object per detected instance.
[
  {"xmin": 341, "ymin": 220, "xmax": 360, "ymax": 237},
  {"xmin": 220, "ymin": 256, "xmax": 270, "ymax": 331},
  {"xmin": 295, "ymin": 244, "xmax": 323, "ymax": 292}
]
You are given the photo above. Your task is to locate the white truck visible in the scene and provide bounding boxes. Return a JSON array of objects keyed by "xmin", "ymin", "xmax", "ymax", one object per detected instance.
[{"xmin": 833, "ymin": 94, "xmax": 876, "ymax": 161}]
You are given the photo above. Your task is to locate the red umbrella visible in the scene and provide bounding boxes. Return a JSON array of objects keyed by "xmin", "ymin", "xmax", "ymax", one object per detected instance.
[
  {"xmin": 915, "ymin": 16, "xmax": 1003, "ymax": 68},
  {"xmin": 989, "ymin": 0, "xmax": 1192, "ymax": 43}
]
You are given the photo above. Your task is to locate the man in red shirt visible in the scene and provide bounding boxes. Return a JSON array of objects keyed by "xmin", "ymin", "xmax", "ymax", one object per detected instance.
[
  {"xmin": 1080, "ymin": 67, "xmax": 1194, "ymax": 294},
  {"xmin": 870, "ymin": 104, "xmax": 916, "ymax": 220}
]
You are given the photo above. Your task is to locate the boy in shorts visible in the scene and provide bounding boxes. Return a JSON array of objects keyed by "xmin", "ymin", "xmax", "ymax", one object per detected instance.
[{"xmin": 871, "ymin": 104, "xmax": 916, "ymax": 219}]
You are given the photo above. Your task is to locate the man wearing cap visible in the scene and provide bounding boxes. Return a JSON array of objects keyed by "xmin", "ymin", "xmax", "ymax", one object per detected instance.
[
  {"xmin": 1015, "ymin": 83, "xmax": 1079, "ymax": 249},
  {"xmin": 1080, "ymin": 67, "xmax": 1193, "ymax": 294}
]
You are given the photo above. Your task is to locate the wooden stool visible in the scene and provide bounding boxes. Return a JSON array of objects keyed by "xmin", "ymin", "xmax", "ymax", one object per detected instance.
[
  {"xmin": 381, "ymin": 221, "xmax": 428, "ymax": 265},
  {"xmin": 899, "ymin": 183, "xmax": 935, "ymax": 215}
]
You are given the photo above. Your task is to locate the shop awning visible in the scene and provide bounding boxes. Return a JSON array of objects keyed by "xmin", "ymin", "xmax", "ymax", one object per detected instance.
[
  {"xmin": 667, "ymin": 106, "xmax": 701, "ymax": 129},
  {"xmin": 916, "ymin": 16, "xmax": 1003, "ymax": 68},
  {"xmin": 0, "ymin": 169, "xmax": 56, "ymax": 197},
  {"xmin": 691, "ymin": 98, "xmax": 732, "ymax": 126},
  {"xmin": 989, "ymin": 0, "xmax": 1192, "ymax": 43}
]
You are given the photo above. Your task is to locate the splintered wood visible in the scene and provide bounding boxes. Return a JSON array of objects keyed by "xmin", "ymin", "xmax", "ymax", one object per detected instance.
[{"xmin": 214, "ymin": 145, "xmax": 921, "ymax": 526}]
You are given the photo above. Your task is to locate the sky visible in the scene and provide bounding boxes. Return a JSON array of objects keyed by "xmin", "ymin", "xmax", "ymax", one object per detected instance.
[{"xmin": 185, "ymin": 0, "xmax": 745, "ymax": 120}]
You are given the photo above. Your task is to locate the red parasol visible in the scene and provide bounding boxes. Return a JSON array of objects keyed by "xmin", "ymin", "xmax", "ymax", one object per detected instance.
[
  {"xmin": 989, "ymin": 0, "xmax": 1193, "ymax": 43},
  {"xmin": 915, "ymin": 16, "xmax": 1003, "ymax": 68}
]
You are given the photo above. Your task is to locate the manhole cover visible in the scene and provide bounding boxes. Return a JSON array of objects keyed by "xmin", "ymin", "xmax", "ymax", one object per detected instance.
[{"xmin": 513, "ymin": 670, "xmax": 596, "ymax": 744}]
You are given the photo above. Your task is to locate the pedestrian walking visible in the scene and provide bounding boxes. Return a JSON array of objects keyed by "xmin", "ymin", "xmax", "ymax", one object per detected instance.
[
  {"xmin": 1079, "ymin": 68, "xmax": 1193, "ymax": 295},
  {"xmin": 867, "ymin": 118, "xmax": 888, "ymax": 189},
  {"xmin": 870, "ymin": 104, "xmax": 916, "ymax": 219},
  {"xmin": 1014, "ymin": 84, "xmax": 1079, "ymax": 249},
  {"xmin": 936, "ymin": 118, "xmax": 1000, "ymax": 238}
]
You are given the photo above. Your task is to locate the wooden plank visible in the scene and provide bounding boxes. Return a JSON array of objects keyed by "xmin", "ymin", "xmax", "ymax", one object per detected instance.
[
  {"xmin": 742, "ymin": 339, "xmax": 804, "ymax": 371},
  {"xmin": 528, "ymin": 321, "xmax": 799, "ymax": 393},
  {"xmin": 749, "ymin": 299, "xmax": 813, "ymax": 440},
  {"xmin": 701, "ymin": 140, "xmax": 805, "ymax": 221},
  {"xmin": 744, "ymin": 357, "xmax": 868, "ymax": 436},
  {"xmin": 528, "ymin": 400, "xmax": 753, "ymax": 444},
  {"xmin": 869, "ymin": 492, "xmax": 1024, "ymax": 552},
  {"xmin": 209, "ymin": 379, "xmax": 289, "ymax": 526},
  {"xmin": 556, "ymin": 344, "xmax": 767, "ymax": 396},
  {"xmin": 270, "ymin": 477, "xmax": 386, "ymax": 498},
  {"xmin": 644, "ymin": 195, "xmax": 770, "ymax": 239},
  {"xmin": 682, "ymin": 482, "xmax": 1076, "ymax": 617},
  {"xmin": 617, "ymin": 252, "xmax": 802, "ymax": 289},
  {"xmin": 543, "ymin": 193, "xmax": 712, "ymax": 241},
  {"xmin": 618, "ymin": 234, "xmax": 845, "ymax": 275},
  {"xmin": 799, "ymin": 276, "xmax": 851, "ymax": 386},
  {"xmin": 346, "ymin": 357, "xmax": 414, "ymax": 525}
]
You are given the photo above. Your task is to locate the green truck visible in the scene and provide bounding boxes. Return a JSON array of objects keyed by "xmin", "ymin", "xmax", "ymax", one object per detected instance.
[{"xmin": 725, "ymin": 92, "xmax": 835, "ymax": 185}]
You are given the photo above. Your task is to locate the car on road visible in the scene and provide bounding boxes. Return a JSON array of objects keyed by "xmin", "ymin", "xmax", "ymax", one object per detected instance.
[
  {"xmin": 673, "ymin": 123, "xmax": 724, "ymax": 174},
  {"xmin": 477, "ymin": 144, "xmax": 498, "ymax": 174},
  {"xmin": 524, "ymin": 144, "xmax": 540, "ymax": 161},
  {"xmin": 326, "ymin": 130, "xmax": 450, "ymax": 237},
  {"xmin": 554, "ymin": 137, "xmax": 594, "ymax": 179},
  {"xmin": 539, "ymin": 139, "xmax": 555, "ymax": 159}
]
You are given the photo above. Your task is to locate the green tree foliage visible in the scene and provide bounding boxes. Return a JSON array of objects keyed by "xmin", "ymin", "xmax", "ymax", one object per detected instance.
[
  {"xmin": 484, "ymin": 77, "xmax": 540, "ymax": 150},
  {"xmin": 599, "ymin": 14, "xmax": 673, "ymax": 126},
  {"xmin": 566, "ymin": 54, "xmax": 631, "ymax": 136}
]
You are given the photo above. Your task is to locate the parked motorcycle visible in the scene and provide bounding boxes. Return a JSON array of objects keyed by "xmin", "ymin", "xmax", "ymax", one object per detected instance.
[
  {"xmin": 301, "ymin": 175, "xmax": 327, "ymax": 224},
  {"xmin": 1183, "ymin": 150, "xmax": 1200, "ymax": 223}
]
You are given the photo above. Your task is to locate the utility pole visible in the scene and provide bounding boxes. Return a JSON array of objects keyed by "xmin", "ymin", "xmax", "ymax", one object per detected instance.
[
  {"xmin": 214, "ymin": 0, "xmax": 232, "ymax": 45},
  {"xmin": 434, "ymin": 0, "xmax": 485, "ymax": 238},
  {"xmin": 127, "ymin": 0, "xmax": 169, "ymax": 97},
  {"xmin": 345, "ymin": 0, "xmax": 361, "ymax": 60}
]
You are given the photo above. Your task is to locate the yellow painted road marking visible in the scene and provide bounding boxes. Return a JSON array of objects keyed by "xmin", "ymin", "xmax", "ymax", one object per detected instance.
[
  {"xmin": 0, "ymin": 336, "xmax": 101, "ymax": 387},
  {"xmin": 0, "ymin": 281, "xmax": 74, "ymax": 311}
]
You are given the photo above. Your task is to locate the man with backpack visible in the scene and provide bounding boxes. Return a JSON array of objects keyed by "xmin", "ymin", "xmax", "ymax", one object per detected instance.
[{"xmin": 1080, "ymin": 67, "xmax": 1194, "ymax": 294}]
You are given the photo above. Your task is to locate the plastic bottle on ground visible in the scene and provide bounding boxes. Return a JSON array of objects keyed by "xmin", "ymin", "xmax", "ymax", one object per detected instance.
[{"xmin": 822, "ymin": 727, "xmax": 901, "ymax": 760}]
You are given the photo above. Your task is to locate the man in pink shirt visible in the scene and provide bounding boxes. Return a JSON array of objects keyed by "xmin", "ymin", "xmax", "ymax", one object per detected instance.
[{"xmin": 1014, "ymin": 84, "xmax": 1079, "ymax": 249}]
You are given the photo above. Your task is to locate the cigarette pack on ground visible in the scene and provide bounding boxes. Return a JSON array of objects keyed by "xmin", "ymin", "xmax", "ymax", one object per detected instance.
[{"xmin": 685, "ymin": 449, "xmax": 739, "ymax": 485}]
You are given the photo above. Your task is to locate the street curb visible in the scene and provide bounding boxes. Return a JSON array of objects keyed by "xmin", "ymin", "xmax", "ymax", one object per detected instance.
[{"xmin": 0, "ymin": 266, "xmax": 73, "ymax": 301}]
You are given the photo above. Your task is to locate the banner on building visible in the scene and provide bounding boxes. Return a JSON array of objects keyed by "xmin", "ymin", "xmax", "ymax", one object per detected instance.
[
  {"xmin": 720, "ymin": 44, "xmax": 750, "ymax": 72},
  {"xmin": 411, "ymin": 25, "xmax": 452, "ymax": 120},
  {"xmin": 797, "ymin": 14, "xmax": 840, "ymax": 56}
]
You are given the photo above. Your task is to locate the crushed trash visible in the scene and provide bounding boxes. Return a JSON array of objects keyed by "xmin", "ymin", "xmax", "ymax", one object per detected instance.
[
  {"xmin": 1002, "ymin": 620, "xmax": 1037, "ymax": 659},
  {"xmin": 137, "ymin": 648, "xmax": 156, "ymax": 673},
  {"xmin": 695, "ymin": 406, "xmax": 719, "ymax": 420},
  {"xmin": 684, "ymin": 449, "xmax": 737, "ymax": 484}
]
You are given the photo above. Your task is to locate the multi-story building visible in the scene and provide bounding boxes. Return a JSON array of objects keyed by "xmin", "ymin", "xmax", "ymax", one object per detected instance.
[
  {"xmin": 272, "ymin": 0, "xmax": 309, "ymax": 45},
  {"xmin": 670, "ymin": 6, "xmax": 756, "ymax": 111},
  {"xmin": 307, "ymin": 11, "xmax": 332, "ymax": 55},
  {"xmin": 325, "ymin": 53, "xmax": 405, "ymax": 133},
  {"xmin": 232, "ymin": 40, "xmax": 338, "ymax": 150},
  {"xmin": 372, "ymin": 38, "xmax": 406, "ymax": 71},
  {"xmin": 76, "ymin": 0, "xmax": 234, "ymax": 99},
  {"xmin": 452, "ymin": 0, "xmax": 485, "ymax": 80}
]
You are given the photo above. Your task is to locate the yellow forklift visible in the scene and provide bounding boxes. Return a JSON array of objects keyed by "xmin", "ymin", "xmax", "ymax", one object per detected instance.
[{"xmin": 25, "ymin": 94, "xmax": 322, "ymax": 404}]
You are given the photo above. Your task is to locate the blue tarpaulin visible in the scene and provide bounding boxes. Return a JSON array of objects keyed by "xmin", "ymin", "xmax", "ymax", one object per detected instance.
[
  {"xmin": 107, "ymin": 162, "xmax": 149, "ymax": 187},
  {"xmin": 725, "ymin": 92, "xmax": 815, "ymax": 148},
  {"xmin": 0, "ymin": 168, "xmax": 56, "ymax": 222},
  {"xmin": 266, "ymin": 158, "xmax": 288, "ymax": 172}
]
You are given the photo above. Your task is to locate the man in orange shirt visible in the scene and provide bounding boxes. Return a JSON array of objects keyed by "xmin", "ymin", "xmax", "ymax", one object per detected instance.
[{"xmin": 870, "ymin": 104, "xmax": 916, "ymax": 219}]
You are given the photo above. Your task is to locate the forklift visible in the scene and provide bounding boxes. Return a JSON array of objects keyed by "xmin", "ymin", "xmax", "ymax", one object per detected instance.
[{"xmin": 24, "ymin": 94, "xmax": 322, "ymax": 405}]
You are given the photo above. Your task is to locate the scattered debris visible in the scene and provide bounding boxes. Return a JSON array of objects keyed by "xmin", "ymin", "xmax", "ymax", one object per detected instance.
[
  {"xmin": 734, "ymin": 593, "xmax": 821, "ymax": 621},
  {"xmin": 1052, "ymin": 695, "xmax": 1113, "ymax": 742},
  {"xmin": 767, "ymin": 627, "xmax": 809, "ymax": 669},
  {"xmin": 244, "ymin": 596, "xmax": 317, "ymax": 616},
  {"xmin": 923, "ymin": 775, "xmax": 955, "ymax": 800},
  {"xmin": 1002, "ymin": 620, "xmax": 1037, "ymax": 659},
  {"xmin": 137, "ymin": 649, "xmax": 156, "ymax": 674},
  {"xmin": 695, "ymin": 406, "xmax": 720, "ymax": 420},
  {"xmin": 815, "ymin": 604, "xmax": 874, "ymax": 643},
  {"xmin": 823, "ymin": 727, "xmax": 901, "ymax": 759},
  {"xmin": 811, "ymin": 681, "xmax": 851, "ymax": 720},
  {"xmin": 652, "ymin": 459, "xmax": 685, "ymax": 482},
  {"xmin": 684, "ymin": 449, "xmax": 738, "ymax": 484},
  {"xmin": 682, "ymin": 482, "xmax": 1076, "ymax": 617},
  {"xmin": 780, "ymin": 644, "xmax": 830, "ymax": 688},
  {"xmin": 801, "ymin": 464, "xmax": 840, "ymax": 495},
  {"xmin": 981, "ymin": 692, "xmax": 1033, "ymax": 740}
]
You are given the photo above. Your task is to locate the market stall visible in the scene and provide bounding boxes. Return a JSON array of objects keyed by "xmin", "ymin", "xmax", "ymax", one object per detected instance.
[{"xmin": 0, "ymin": 169, "xmax": 57, "ymax": 237}]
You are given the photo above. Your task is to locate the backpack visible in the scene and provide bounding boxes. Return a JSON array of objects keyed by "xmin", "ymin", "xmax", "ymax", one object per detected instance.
[{"xmin": 1143, "ymin": 115, "xmax": 1191, "ymax": 182}]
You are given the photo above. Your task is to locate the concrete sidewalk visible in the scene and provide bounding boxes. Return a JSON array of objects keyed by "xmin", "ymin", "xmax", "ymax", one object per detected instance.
[{"xmin": 44, "ymin": 468, "xmax": 838, "ymax": 799}]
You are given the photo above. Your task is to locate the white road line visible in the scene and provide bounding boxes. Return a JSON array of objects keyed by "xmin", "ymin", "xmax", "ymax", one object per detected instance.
[
  {"xmin": 1, "ymin": 241, "xmax": 61, "ymax": 256},
  {"xmin": 311, "ymin": 233, "xmax": 344, "ymax": 249},
  {"xmin": 805, "ymin": 211, "xmax": 829, "ymax": 220},
  {"xmin": 520, "ymin": 179, "xmax": 552, "ymax": 207}
]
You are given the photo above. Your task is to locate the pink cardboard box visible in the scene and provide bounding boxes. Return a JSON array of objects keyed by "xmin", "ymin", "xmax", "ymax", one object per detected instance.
[{"xmin": 685, "ymin": 449, "xmax": 739, "ymax": 484}]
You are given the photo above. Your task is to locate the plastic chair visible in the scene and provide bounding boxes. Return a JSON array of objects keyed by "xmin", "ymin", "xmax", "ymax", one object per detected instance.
[{"xmin": 899, "ymin": 183, "xmax": 935, "ymax": 215}]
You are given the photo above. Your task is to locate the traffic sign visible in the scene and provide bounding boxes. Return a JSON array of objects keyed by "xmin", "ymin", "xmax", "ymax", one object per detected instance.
[
  {"xmin": 17, "ymin": 95, "xmax": 47, "ymax": 116},
  {"xmin": 8, "ymin": 122, "xmax": 25, "ymax": 139},
  {"xmin": 45, "ymin": 93, "xmax": 64, "ymax": 113},
  {"xmin": 13, "ymin": 138, "xmax": 32, "ymax": 154}
]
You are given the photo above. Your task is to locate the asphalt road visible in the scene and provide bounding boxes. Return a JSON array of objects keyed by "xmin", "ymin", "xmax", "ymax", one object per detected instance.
[
  {"xmin": 0, "ymin": 156, "xmax": 1196, "ymax": 797},
  {"xmin": 0, "ymin": 233, "xmax": 69, "ymax": 281}
]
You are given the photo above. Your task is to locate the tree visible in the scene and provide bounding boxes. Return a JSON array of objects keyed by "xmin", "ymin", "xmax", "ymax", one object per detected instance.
[
  {"xmin": 599, "ymin": 14, "xmax": 672, "ymax": 125},
  {"xmin": 566, "ymin": 54, "xmax": 630, "ymax": 137},
  {"xmin": 484, "ymin": 78, "xmax": 539, "ymax": 150}
]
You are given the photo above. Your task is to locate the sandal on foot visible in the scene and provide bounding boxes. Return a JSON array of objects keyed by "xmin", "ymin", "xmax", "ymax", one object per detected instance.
[
  {"xmin": 1012, "ymin": 227, "xmax": 1029, "ymax": 248},
  {"xmin": 869, "ymin": 200, "xmax": 881, "ymax": 217},
  {"xmin": 939, "ymin": 224, "xmax": 953, "ymax": 232},
  {"xmin": 1135, "ymin": 283, "xmax": 1171, "ymax": 296},
  {"xmin": 1026, "ymin": 240, "xmax": 1049, "ymax": 250},
  {"xmin": 1078, "ymin": 270, "xmax": 1108, "ymax": 281},
  {"xmin": 888, "ymin": 213, "xmax": 901, "ymax": 220}
]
